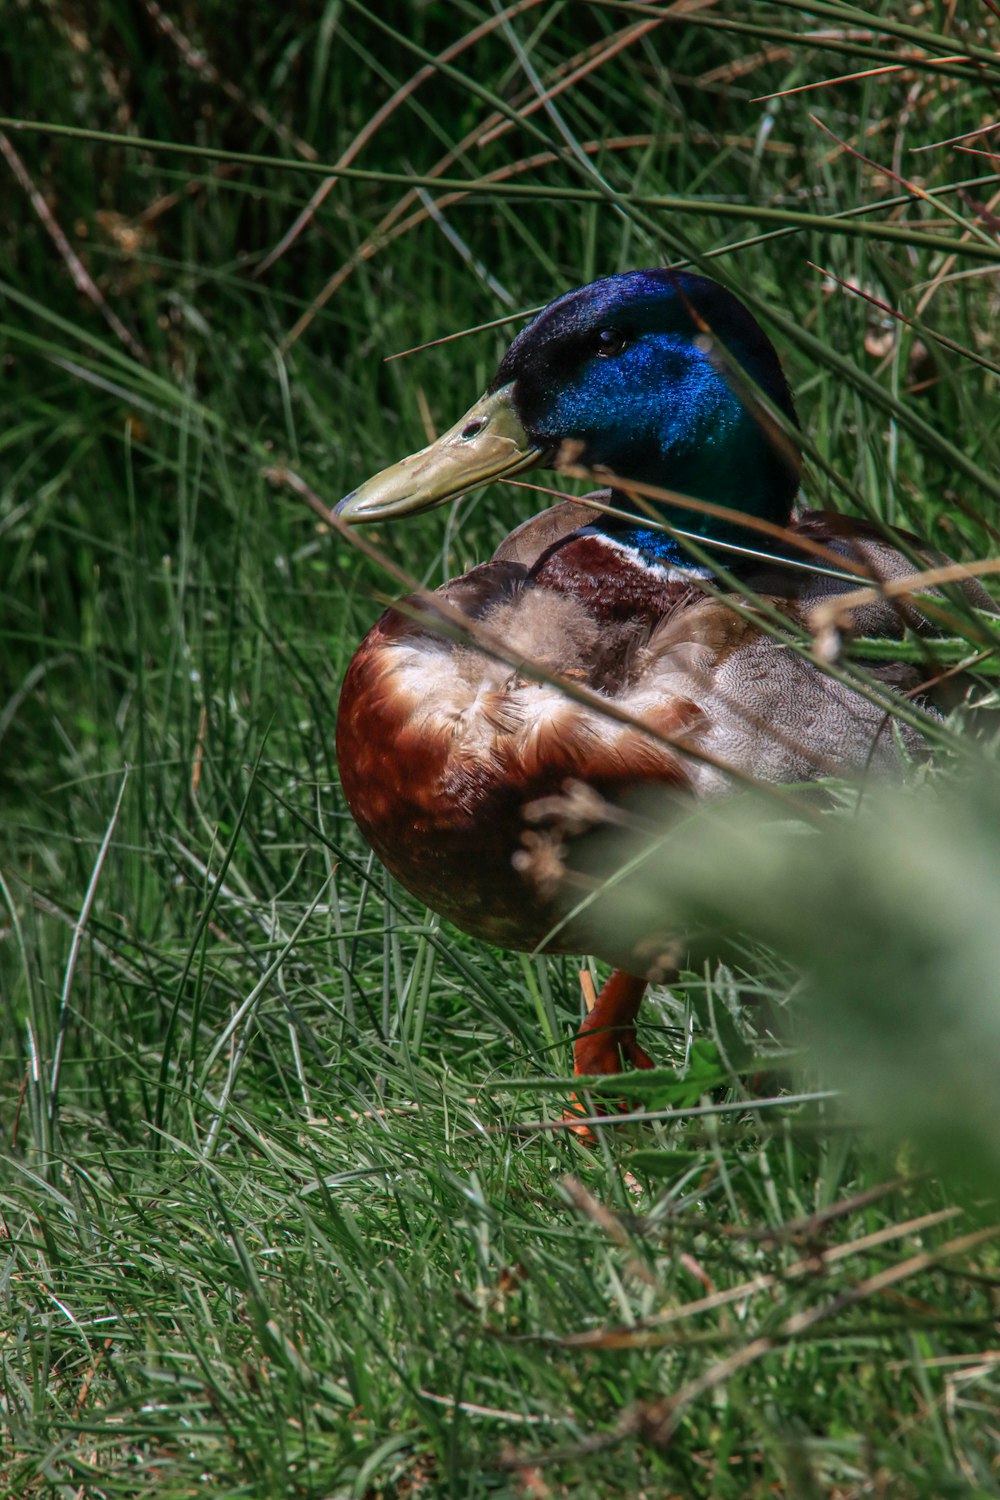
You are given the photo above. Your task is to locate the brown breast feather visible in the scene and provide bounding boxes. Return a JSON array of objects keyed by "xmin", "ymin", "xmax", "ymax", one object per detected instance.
[{"xmin": 335, "ymin": 536, "xmax": 710, "ymax": 954}]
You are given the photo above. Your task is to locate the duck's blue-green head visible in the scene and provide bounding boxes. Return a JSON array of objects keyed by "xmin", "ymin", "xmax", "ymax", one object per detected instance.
[{"xmin": 338, "ymin": 270, "xmax": 800, "ymax": 565}]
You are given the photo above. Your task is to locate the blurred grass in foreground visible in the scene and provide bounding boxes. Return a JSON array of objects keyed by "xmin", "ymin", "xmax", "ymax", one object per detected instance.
[
  {"xmin": 3, "ymin": 1, "xmax": 1000, "ymax": 1495},
  {"xmin": 574, "ymin": 766, "xmax": 1000, "ymax": 1193}
]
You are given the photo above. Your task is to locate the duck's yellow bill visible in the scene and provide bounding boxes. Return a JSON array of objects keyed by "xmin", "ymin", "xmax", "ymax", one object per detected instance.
[{"xmin": 335, "ymin": 383, "xmax": 545, "ymax": 523}]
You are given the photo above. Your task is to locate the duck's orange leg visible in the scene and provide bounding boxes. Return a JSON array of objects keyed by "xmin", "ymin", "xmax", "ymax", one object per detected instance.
[
  {"xmin": 565, "ymin": 971, "xmax": 654, "ymax": 1136},
  {"xmin": 573, "ymin": 970, "xmax": 653, "ymax": 1076}
]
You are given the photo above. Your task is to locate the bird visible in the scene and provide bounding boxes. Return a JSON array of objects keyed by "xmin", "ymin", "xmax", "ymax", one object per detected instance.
[{"xmin": 334, "ymin": 269, "xmax": 985, "ymax": 1085}]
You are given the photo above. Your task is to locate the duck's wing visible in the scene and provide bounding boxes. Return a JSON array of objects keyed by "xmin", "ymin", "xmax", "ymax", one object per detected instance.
[
  {"xmin": 787, "ymin": 509, "xmax": 997, "ymax": 632},
  {"xmin": 616, "ymin": 587, "xmax": 924, "ymax": 798},
  {"xmin": 490, "ymin": 497, "xmax": 605, "ymax": 567}
]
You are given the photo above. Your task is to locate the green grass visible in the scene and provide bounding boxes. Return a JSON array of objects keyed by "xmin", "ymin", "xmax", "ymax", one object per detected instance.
[{"xmin": 3, "ymin": 2, "xmax": 1000, "ymax": 1494}]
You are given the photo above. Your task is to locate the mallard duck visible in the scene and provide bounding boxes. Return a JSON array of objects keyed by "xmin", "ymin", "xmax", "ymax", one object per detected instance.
[{"xmin": 335, "ymin": 270, "xmax": 982, "ymax": 1081}]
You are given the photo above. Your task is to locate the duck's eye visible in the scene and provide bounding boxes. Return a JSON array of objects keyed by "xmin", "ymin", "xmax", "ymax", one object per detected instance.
[{"xmin": 594, "ymin": 328, "xmax": 627, "ymax": 358}]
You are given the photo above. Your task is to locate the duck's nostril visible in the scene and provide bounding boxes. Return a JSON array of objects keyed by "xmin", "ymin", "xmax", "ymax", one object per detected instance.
[{"xmin": 461, "ymin": 418, "xmax": 486, "ymax": 440}]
